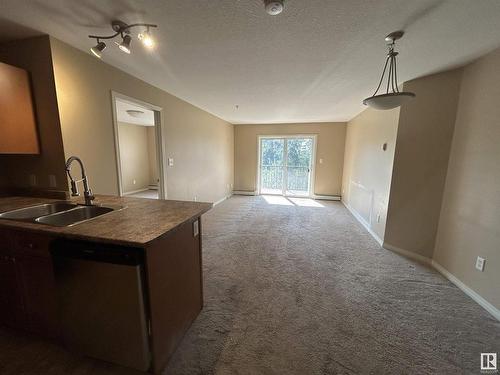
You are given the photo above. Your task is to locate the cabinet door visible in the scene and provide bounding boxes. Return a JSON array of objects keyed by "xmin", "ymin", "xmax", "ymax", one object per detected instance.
[
  {"xmin": 16, "ymin": 254, "xmax": 58, "ymax": 338},
  {"xmin": 0, "ymin": 255, "xmax": 25, "ymax": 328},
  {"xmin": 0, "ymin": 62, "xmax": 39, "ymax": 154},
  {"xmin": 147, "ymin": 218, "xmax": 203, "ymax": 373}
]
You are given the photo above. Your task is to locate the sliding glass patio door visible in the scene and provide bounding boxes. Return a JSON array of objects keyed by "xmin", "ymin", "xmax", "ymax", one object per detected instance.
[{"xmin": 259, "ymin": 136, "xmax": 314, "ymax": 197}]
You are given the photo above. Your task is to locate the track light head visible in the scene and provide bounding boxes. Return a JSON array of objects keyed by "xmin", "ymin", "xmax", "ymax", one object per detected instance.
[
  {"xmin": 138, "ymin": 29, "xmax": 155, "ymax": 49},
  {"xmin": 119, "ymin": 35, "xmax": 132, "ymax": 54},
  {"xmin": 90, "ymin": 41, "xmax": 106, "ymax": 58}
]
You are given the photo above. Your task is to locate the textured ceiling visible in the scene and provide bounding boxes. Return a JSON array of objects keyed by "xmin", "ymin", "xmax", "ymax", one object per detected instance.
[{"xmin": 1, "ymin": 0, "xmax": 500, "ymax": 124}]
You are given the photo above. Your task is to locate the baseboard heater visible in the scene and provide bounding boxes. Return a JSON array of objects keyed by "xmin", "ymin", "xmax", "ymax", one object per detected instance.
[
  {"xmin": 313, "ymin": 195, "xmax": 341, "ymax": 201},
  {"xmin": 232, "ymin": 190, "xmax": 257, "ymax": 196}
]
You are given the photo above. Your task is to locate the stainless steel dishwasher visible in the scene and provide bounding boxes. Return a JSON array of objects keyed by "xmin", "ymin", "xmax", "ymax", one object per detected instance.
[{"xmin": 52, "ymin": 240, "xmax": 151, "ymax": 372}]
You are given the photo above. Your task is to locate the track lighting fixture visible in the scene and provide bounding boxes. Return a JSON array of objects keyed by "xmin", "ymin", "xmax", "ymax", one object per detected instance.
[
  {"xmin": 90, "ymin": 41, "xmax": 106, "ymax": 58},
  {"xmin": 363, "ymin": 31, "xmax": 415, "ymax": 110},
  {"xmin": 88, "ymin": 20, "xmax": 158, "ymax": 58}
]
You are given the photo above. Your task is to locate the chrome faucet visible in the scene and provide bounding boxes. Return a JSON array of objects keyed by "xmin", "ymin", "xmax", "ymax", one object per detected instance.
[{"xmin": 65, "ymin": 156, "xmax": 95, "ymax": 206}]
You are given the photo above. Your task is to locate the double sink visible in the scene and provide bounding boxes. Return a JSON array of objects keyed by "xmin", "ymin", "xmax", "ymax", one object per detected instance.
[{"xmin": 0, "ymin": 202, "xmax": 122, "ymax": 227}]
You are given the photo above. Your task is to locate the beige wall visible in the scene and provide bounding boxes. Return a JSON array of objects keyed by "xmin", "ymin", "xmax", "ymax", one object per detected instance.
[
  {"xmin": 0, "ymin": 36, "xmax": 67, "ymax": 191},
  {"xmin": 147, "ymin": 127, "xmax": 159, "ymax": 186},
  {"xmin": 234, "ymin": 123, "xmax": 346, "ymax": 196},
  {"xmin": 433, "ymin": 48, "xmax": 500, "ymax": 309},
  {"xmin": 384, "ymin": 69, "xmax": 463, "ymax": 258},
  {"xmin": 117, "ymin": 122, "xmax": 151, "ymax": 193},
  {"xmin": 50, "ymin": 37, "xmax": 233, "ymax": 203},
  {"xmin": 342, "ymin": 107, "xmax": 400, "ymax": 240}
]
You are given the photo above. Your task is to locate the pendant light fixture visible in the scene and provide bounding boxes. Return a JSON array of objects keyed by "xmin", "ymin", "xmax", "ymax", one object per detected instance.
[
  {"xmin": 88, "ymin": 20, "xmax": 158, "ymax": 58},
  {"xmin": 363, "ymin": 31, "xmax": 415, "ymax": 110}
]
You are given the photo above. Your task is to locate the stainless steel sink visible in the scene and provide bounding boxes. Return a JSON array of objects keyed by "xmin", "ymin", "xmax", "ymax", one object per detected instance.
[
  {"xmin": 36, "ymin": 205, "xmax": 117, "ymax": 227},
  {"xmin": 0, "ymin": 202, "xmax": 123, "ymax": 227},
  {"xmin": 0, "ymin": 202, "xmax": 78, "ymax": 220}
]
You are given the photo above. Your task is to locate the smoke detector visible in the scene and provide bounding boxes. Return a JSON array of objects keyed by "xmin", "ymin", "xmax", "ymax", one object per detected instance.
[{"xmin": 265, "ymin": 0, "xmax": 284, "ymax": 15}]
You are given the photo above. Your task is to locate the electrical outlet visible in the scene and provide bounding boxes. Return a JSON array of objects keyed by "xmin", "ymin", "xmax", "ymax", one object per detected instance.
[
  {"xmin": 29, "ymin": 174, "xmax": 37, "ymax": 187},
  {"xmin": 168, "ymin": 158, "xmax": 174, "ymax": 167},
  {"xmin": 193, "ymin": 196, "xmax": 197, "ymax": 202},
  {"xmin": 319, "ymin": 158, "xmax": 323, "ymax": 164},
  {"xmin": 133, "ymin": 179, "xmax": 136, "ymax": 185},
  {"xmin": 475, "ymin": 257, "xmax": 485, "ymax": 272},
  {"xmin": 49, "ymin": 175, "xmax": 57, "ymax": 188}
]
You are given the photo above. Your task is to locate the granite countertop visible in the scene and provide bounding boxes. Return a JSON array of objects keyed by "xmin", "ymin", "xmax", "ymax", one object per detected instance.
[{"xmin": 0, "ymin": 195, "xmax": 212, "ymax": 247}]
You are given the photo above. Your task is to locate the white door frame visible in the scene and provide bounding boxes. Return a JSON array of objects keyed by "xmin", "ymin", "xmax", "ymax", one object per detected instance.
[
  {"xmin": 111, "ymin": 91, "xmax": 167, "ymax": 199},
  {"xmin": 257, "ymin": 134, "xmax": 317, "ymax": 197}
]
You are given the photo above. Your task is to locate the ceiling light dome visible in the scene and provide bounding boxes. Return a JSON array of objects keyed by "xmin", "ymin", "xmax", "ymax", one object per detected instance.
[
  {"xmin": 265, "ymin": 0, "xmax": 284, "ymax": 15},
  {"xmin": 126, "ymin": 109, "xmax": 145, "ymax": 118},
  {"xmin": 363, "ymin": 31, "xmax": 415, "ymax": 110}
]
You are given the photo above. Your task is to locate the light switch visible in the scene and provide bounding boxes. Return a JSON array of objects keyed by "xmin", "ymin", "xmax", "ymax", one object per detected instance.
[
  {"xmin": 476, "ymin": 256, "xmax": 485, "ymax": 271},
  {"xmin": 29, "ymin": 174, "xmax": 37, "ymax": 187},
  {"xmin": 168, "ymin": 158, "xmax": 174, "ymax": 167},
  {"xmin": 319, "ymin": 158, "xmax": 323, "ymax": 164}
]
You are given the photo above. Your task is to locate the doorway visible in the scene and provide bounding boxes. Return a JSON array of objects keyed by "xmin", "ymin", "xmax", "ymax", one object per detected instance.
[
  {"xmin": 111, "ymin": 92, "xmax": 166, "ymax": 199},
  {"xmin": 258, "ymin": 135, "xmax": 316, "ymax": 197}
]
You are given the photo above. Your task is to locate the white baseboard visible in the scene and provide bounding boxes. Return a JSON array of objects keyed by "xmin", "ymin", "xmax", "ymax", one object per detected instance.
[
  {"xmin": 383, "ymin": 242, "xmax": 432, "ymax": 265},
  {"xmin": 213, "ymin": 194, "xmax": 231, "ymax": 206},
  {"xmin": 382, "ymin": 243, "xmax": 499, "ymax": 321},
  {"xmin": 233, "ymin": 190, "xmax": 257, "ymax": 196},
  {"xmin": 313, "ymin": 194, "xmax": 341, "ymax": 201},
  {"xmin": 431, "ymin": 260, "xmax": 500, "ymax": 321},
  {"xmin": 342, "ymin": 200, "xmax": 383, "ymax": 246}
]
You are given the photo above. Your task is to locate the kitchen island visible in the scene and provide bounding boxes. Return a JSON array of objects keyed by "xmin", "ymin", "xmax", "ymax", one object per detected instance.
[{"xmin": 0, "ymin": 195, "xmax": 212, "ymax": 373}]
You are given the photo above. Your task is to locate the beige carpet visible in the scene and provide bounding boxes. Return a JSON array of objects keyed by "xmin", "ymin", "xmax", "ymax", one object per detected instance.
[
  {"xmin": 166, "ymin": 196, "xmax": 499, "ymax": 374},
  {"xmin": 1, "ymin": 195, "xmax": 498, "ymax": 374}
]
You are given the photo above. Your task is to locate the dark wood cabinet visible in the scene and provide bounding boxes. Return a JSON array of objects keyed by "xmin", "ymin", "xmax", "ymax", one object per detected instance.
[
  {"xmin": 0, "ymin": 213, "xmax": 205, "ymax": 373},
  {"xmin": 0, "ymin": 253, "xmax": 25, "ymax": 328},
  {"xmin": 16, "ymin": 254, "xmax": 58, "ymax": 338},
  {"xmin": 0, "ymin": 230, "xmax": 58, "ymax": 338},
  {"xmin": 146, "ymin": 218, "xmax": 203, "ymax": 373}
]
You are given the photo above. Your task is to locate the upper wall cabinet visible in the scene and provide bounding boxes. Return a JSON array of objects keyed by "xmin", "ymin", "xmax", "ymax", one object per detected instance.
[{"xmin": 0, "ymin": 61, "xmax": 40, "ymax": 154}]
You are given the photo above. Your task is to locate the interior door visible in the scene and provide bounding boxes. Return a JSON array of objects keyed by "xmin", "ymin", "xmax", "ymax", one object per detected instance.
[{"xmin": 285, "ymin": 138, "xmax": 313, "ymax": 196}]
